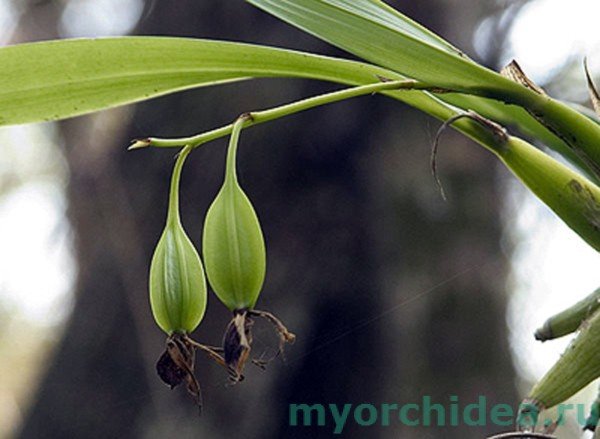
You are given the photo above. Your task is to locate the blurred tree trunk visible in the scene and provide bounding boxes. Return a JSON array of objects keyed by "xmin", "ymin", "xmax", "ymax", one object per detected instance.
[{"xmin": 16, "ymin": 1, "xmax": 517, "ymax": 438}]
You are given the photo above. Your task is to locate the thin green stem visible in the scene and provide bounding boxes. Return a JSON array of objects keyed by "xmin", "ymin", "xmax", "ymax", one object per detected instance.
[
  {"xmin": 132, "ymin": 79, "xmax": 553, "ymax": 202},
  {"xmin": 225, "ymin": 117, "xmax": 248, "ymax": 185},
  {"xmin": 135, "ymin": 79, "xmax": 435, "ymax": 149},
  {"xmin": 166, "ymin": 144, "xmax": 192, "ymax": 224},
  {"xmin": 131, "ymin": 79, "xmax": 510, "ymax": 165}
]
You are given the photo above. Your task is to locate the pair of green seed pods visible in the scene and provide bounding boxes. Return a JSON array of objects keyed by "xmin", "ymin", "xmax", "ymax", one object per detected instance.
[
  {"xmin": 149, "ymin": 117, "xmax": 265, "ymax": 335},
  {"xmin": 148, "ymin": 117, "xmax": 293, "ymax": 403}
]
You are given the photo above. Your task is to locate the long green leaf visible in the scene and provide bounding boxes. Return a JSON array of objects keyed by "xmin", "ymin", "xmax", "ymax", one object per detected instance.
[
  {"xmin": 2, "ymin": 36, "xmax": 599, "ymax": 250},
  {"xmin": 0, "ymin": 37, "xmax": 506, "ymax": 160},
  {"xmin": 0, "ymin": 36, "xmax": 522, "ymax": 159},
  {"xmin": 0, "ymin": 36, "xmax": 592, "ymax": 180},
  {"xmin": 0, "ymin": 36, "xmax": 436, "ymax": 126},
  {"xmin": 317, "ymin": 0, "xmax": 463, "ymax": 56},
  {"xmin": 247, "ymin": 0, "xmax": 514, "ymax": 91}
]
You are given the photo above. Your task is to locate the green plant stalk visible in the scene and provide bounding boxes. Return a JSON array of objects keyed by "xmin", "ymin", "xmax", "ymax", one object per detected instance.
[
  {"xmin": 3, "ymin": 36, "xmax": 598, "ymax": 247},
  {"xmin": 222, "ymin": 119, "xmax": 250, "ymax": 305},
  {"xmin": 497, "ymin": 88, "xmax": 600, "ymax": 178},
  {"xmin": 417, "ymin": 65, "xmax": 600, "ymax": 178},
  {"xmin": 444, "ymin": 93, "xmax": 600, "ymax": 184},
  {"xmin": 143, "ymin": 82, "xmax": 600, "ymax": 250},
  {"xmin": 535, "ymin": 288, "xmax": 600, "ymax": 341},
  {"xmin": 434, "ymin": 113, "xmax": 600, "ymax": 251},
  {"xmin": 139, "ymin": 80, "xmax": 508, "ymax": 164},
  {"xmin": 167, "ymin": 146, "xmax": 192, "ymax": 224},
  {"xmin": 224, "ymin": 119, "xmax": 243, "ymax": 185},
  {"xmin": 494, "ymin": 136, "xmax": 600, "ymax": 252},
  {"xmin": 135, "ymin": 79, "xmax": 441, "ymax": 148}
]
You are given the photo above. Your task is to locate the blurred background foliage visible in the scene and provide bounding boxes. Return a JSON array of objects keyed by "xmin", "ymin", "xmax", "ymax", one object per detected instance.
[{"xmin": 0, "ymin": 0, "xmax": 598, "ymax": 438}]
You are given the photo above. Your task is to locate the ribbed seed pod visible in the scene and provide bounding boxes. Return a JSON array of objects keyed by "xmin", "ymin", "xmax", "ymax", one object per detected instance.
[
  {"xmin": 202, "ymin": 117, "xmax": 266, "ymax": 312},
  {"xmin": 518, "ymin": 307, "xmax": 600, "ymax": 427},
  {"xmin": 149, "ymin": 146, "xmax": 207, "ymax": 335},
  {"xmin": 202, "ymin": 117, "xmax": 293, "ymax": 383},
  {"xmin": 535, "ymin": 287, "xmax": 600, "ymax": 342}
]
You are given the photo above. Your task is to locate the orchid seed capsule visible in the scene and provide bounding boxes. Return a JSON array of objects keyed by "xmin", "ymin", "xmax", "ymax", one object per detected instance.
[
  {"xmin": 202, "ymin": 116, "xmax": 294, "ymax": 382},
  {"xmin": 517, "ymin": 307, "xmax": 600, "ymax": 427},
  {"xmin": 202, "ymin": 116, "xmax": 266, "ymax": 311},
  {"xmin": 535, "ymin": 287, "xmax": 600, "ymax": 342},
  {"xmin": 149, "ymin": 146, "xmax": 207, "ymax": 335}
]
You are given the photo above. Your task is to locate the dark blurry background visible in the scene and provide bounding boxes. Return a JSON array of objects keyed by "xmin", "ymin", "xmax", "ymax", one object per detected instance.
[{"xmin": 0, "ymin": 0, "xmax": 583, "ymax": 438}]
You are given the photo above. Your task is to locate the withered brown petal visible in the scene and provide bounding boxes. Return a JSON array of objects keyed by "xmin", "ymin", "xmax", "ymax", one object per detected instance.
[
  {"xmin": 223, "ymin": 312, "xmax": 253, "ymax": 380},
  {"xmin": 584, "ymin": 59, "xmax": 600, "ymax": 118},
  {"xmin": 156, "ymin": 349, "xmax": 186, "ymax": 389},
  {"xmin": 500, "ymin": 59, "xmax": 546, "ymax": 95}
]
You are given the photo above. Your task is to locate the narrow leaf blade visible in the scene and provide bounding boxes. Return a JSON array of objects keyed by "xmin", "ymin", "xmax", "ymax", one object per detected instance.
[
  {"xmin": 0, "ymin": 36, "xmax": 436, "ymax": 126},
  {"xmin": 247, "ymin": 0, "xmax": 517, "ymax": 91},
  {"xmin": 248, "ymin": 0, "xmax": 600, "ymax": 181}
]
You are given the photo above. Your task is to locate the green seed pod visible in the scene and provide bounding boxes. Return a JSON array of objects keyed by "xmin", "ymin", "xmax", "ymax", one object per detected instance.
[
  {"xmin": 535, "ymin": 287, "xmax": 600, "ymax": 342},
  {"xmin": 150, "ymin": 146, "xmax": 207, "ymax": 334},
  {"xmin": 520, "ymin": 307, "xmax": 600, "ymax": 419},
  {"xmin": 203, "ymin": 117, "xmax": 266, "ymax": 311}
]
